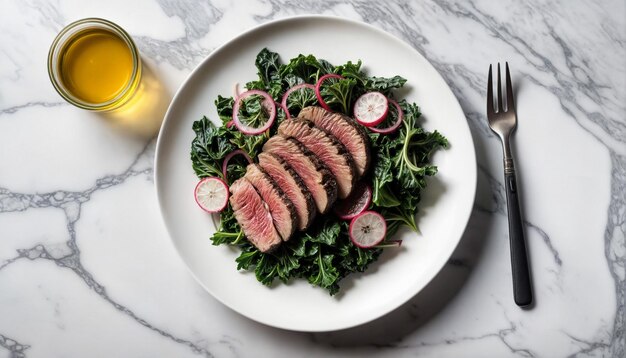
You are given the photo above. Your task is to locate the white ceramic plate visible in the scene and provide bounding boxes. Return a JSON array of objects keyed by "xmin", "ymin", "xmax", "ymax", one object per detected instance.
[{"xmin": 155, "ymin": 15, "xmax": 476, "ymax": 332}]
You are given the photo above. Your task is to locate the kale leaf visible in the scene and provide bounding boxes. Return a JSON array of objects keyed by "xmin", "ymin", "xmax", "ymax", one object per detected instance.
[{"xmin": 190, "ymin": 117, "xmax": 234, "ymax": 179}]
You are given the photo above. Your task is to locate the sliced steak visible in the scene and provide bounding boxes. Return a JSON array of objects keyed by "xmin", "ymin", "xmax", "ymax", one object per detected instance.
[
  {"xmin": 263, "ymin": 136, "xmax": 337, "ymax": 214},
  {"xmin": 244, "ymin": 163, "xmax": 297, "ymax": 241},
  {"xmin": 278, "ymin": 118, "xmax": 356, "ymax": 199},
  {"xmin": 229, "ymin": 177, "xmax": 282, "ymax": 253},
  {"xmin": 258, "ymin": 152, "xmax": 316, "ymax": 230},
  {"xmin": 299, "ymin": 106, "xmax": 371, "ymax": 177}
]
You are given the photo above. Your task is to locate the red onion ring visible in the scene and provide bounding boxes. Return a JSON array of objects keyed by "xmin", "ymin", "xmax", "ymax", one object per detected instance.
[
  {"xmin": 232, "ymin": 90, "xmax": 276, "ymax": 135},
  {"xmin": 222, "ymin": 149, "xmax": 253, "ymax": 180},
  {"xmin": 233, "ymin": 83, "xmax": 242, "ymax": 101},
  {"xmin": 315, "ymin": 74, "xmax": 344, "ymax": 111},
  {"xmin": 280, "ymin": 83, "xmax": 315, "ymax": 119}
]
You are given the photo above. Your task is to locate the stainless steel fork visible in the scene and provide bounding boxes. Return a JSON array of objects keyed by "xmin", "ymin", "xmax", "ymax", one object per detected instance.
[{"xmin": 487, "ymin": 63, "xmax": 533, "ymax": 307}]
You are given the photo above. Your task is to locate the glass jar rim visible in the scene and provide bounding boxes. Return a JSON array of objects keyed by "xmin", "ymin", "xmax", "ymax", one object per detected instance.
[{"xmin": 47, "ymin": 18, "xmax": 141, "ymax": 111}]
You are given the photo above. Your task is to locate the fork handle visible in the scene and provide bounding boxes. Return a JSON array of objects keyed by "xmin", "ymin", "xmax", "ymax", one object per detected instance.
[{"xmin": 505, "ymin": 172, "xmax": 533, "ymax": 307}]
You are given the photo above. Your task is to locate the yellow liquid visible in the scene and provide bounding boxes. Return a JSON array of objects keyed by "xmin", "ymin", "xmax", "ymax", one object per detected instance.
[{"xmin": 59, "ymin": 29, "xmax": 134, "ymax": 104}]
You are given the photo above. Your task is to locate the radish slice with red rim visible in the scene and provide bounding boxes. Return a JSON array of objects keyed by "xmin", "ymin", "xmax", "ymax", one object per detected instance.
[
  {"xmin": 221, "ymin": 149, "xmax": 253, "ymax": 180},
  {"xmin": 281, "ymin": 83, "xmax": 316, "ymax": 119},
  {"xmin": 194, "ymin": 177, "xmax": 229, "ymax": 213},
  {"xmin": 232, "ymin": 90, "xmax": 276, "ymax": 135},
  {"xmin": 333, "ymin": 182, "xmax": 372, "ymax": 220},
  {"xmin": 315, "ymin": 74, "xmax": 344, "ymax": 111},
  {"xmin": 349, "ymin": 211, "xmax": 387, "ymax": 248},
  {"xmin": 353, "ymin": 91, "xmax": 389, "ymax": 127},
  {"xmin": 369, "ymin": 99, "xmax": 403, "ymax": 134}
]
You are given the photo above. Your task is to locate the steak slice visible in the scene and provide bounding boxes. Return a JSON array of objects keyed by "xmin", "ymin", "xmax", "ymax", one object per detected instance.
[
  {"xmin": 299, "ymin": 106, "xmax": 371, "ymax": 177},
  {"xmin": 258, "ymin": 152, "xmax": 316, "ymax": 230},
  {"xmin": 263, "ymin": 136, "xmax": 337, "ymax": 214},
  {"xmin": 229, "ymin": 177, "xmax": 282, "ymax": 253},
  {"xmin": 278, "ymin": 118, "xmax": 356, "ymax": 199},
  {"xmin": 245, "ymin": 163, "xmax": 297, "ymax": 241}
]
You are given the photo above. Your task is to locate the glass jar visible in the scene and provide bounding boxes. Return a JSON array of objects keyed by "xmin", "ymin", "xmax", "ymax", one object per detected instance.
[{"xmin": 47, "ymin": 18, "xmax": 142, "ymax": 111}]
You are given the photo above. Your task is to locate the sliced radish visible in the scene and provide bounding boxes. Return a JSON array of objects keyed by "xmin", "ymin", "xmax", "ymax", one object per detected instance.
[
  {"xmin": 232, "ymin": 90, "xmax": 276, "ymax": 135},
  {"xmin": 194, "ymin": 177, "xmax": 229, "ymax": 213},
  {"xmin": 315, "ymin": 74, "xmax": 344, "ymax": 111},
  {"xmin": 369, "ymin": 99, "xmax": 403, "ymax": 134},
  {"xmin": 281, "ymin": 83, "xmax": 315, "ymax": 119},
  {"xmin": 333, "ymin": 183, "xmax": 372, "ymax": 220},
  {"xmin": 353, "ymin": 92, "xmax": 388, "ymax": 127},
  {"xmin": 349, "ymin": 211, "xmax": 387, "ymax": 248},
  {"xmin": 221, "ymin": 149, "xmax": 253, "ymax": 180}
]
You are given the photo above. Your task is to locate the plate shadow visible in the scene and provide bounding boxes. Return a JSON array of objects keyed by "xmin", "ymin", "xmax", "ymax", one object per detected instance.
[{"xmin": 302, "ymin": 121, "xmax": 495, "ymax": 346}]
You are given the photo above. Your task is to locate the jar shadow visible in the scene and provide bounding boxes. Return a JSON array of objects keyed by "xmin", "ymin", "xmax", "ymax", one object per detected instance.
[{"xmin": 101, "ymin": 59, "xmax": 170, "ymax": 139}]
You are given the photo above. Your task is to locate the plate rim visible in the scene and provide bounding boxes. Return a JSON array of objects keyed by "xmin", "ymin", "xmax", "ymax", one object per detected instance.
[{"xmin": 154, "ymin": 14, "xmax": 477, "ymax": 332}]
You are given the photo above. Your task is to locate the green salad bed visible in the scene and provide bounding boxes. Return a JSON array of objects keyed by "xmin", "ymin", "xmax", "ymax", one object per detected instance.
[{"xmin": 190, "ymin": 48, "xmax": 447, "ymax": 295}]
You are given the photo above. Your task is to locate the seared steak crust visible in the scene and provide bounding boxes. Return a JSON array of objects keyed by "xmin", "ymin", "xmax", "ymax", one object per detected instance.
[
  {"xmin": 258, "ymin": 152, "xmax": 316, "ymax": 230},
  {"xmin": 278, "ymin": 118, "xmax": 356, "ymax": 199},
  {"xmin": 299, "ymin": 106, "xmax": 371, "ymax": 177},
  {"xmin": 263, "ymin": 135, "xmax": 337, "ymax": 214}
]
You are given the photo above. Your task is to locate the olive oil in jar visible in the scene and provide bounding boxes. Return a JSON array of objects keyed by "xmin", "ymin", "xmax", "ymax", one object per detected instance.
[
  {"xmin": 59, "ymin": 28, "xmax": 133, "ymax": 104},
  {"xmin": 48, "ymin": 18, "xmax": 141, "ymax": 111}
]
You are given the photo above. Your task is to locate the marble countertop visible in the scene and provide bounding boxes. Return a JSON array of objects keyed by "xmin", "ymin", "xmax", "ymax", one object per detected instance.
[{"xmin": 1, "ymin": 0, "xmax": 624, "ymax": 357}]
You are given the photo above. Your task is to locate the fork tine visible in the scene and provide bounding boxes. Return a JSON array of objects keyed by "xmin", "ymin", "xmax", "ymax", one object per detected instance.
[
  {"xmin": 497, "ymin": 63, "xmax": 503, "ymax": 112},
  {"xmin": 505, "ymin": 62, "xmax": 515, "ymax": 112},
  {"xmin": 487, "ymin": 64, "xmax": 494, "ymax": 117}
]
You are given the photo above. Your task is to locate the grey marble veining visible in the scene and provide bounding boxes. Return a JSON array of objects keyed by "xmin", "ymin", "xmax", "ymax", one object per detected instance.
[
  {"xmin": 0, "ymin": 333, "xmax": 29, "ymax": 358},
  {"xmin": 0, "ymin": 0, "xmax": 624, "ymax": 357},
  {"xmin": 0, "ymin": 141, "xmax": 215, "ymax": 354},
  {"xmin": 606, "ymin": 153, "xmax": 626, "ymax": 357}
]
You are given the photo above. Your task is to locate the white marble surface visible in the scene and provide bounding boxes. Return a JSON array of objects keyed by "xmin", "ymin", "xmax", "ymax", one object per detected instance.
[{"xmin": 0, "ymin": 0, "xmax": 624, "ymax": 357}]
